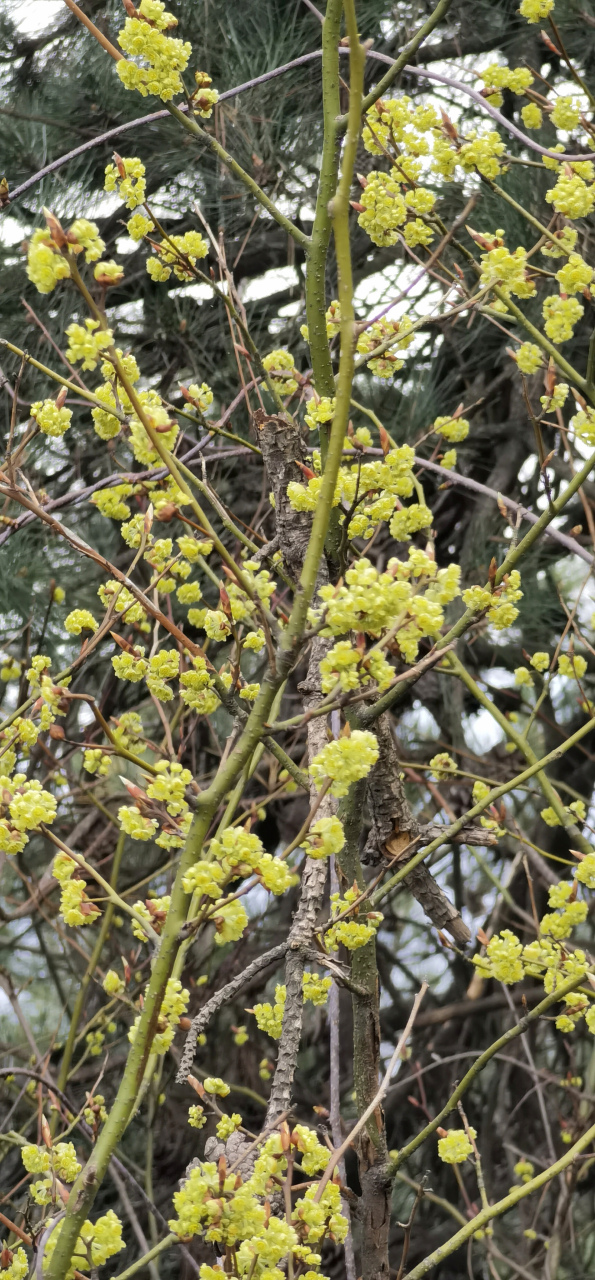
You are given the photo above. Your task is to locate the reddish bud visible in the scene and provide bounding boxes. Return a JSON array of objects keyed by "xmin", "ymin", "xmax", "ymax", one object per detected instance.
[
  {"xmin": 154, "ymin": 502, "xmax": 178, "ymax": 522},
  {"xmin": 120, "ymin": 777, "xmax": 149, "ymax": 804},
  {"xmin": 540, "ymin": 29, "xmax": 559, "ymax": 54},
  {"xmin": 110, "ymin": 631, "xmax": 136, "ymax": 652},
  {"xmin": 112, "ymin": 151, "xmax": 127, "ymax": 179},
  {"xmin": 56, "ymin": 1179, "xmax": 70, "ymax": 1205},
  {"xmin": 378, "ymin": 425, "xmax": 390, "ymax": 456},
  {"xmin": 43, "ymin": 207, "xmax": 67, "ymax": 248},
  {"xmin": 440, "ymin": 110, "xmax": 458, "ymax": 141},
  {"xmin": 295, "ymin": 461, "xmax": 316, "ymax": 480}
]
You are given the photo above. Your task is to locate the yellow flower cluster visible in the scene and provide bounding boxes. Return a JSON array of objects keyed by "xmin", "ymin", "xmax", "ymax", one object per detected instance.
[
  {"xmin": 304, "ymin": 395, "xmax": 336, "ymax": 431},
  {"xmin": 358, "ymin": 169, "xmax": 436, "ymax": 248},
  {"xmin": 326, "ymin": 887, "xmax": 383, "ymax": 951},
  {"xmin": 356, "ymin": 316, "xmax": 414, "ymax": 377},
  {"xmin": 183, "ymin": 824, "xmax": 297, "ymax": 902},
  {"xmin": 0, "ymin": 1248, "xmax": 28, "ymax": 1280},
  {"xmin": 516, "ymin": 342, "xmax": 543, "ymax": 374},
  {"xmin": 52, "ymin": 853, "xmax": 101, "ymax": 927},
  {"xmin": 91, "ymin": 482, "xmax": 137, "ymax": 520},
  {"xmin": 545, "ymin": 170, "xmax": 595, "ymax": 219},
  {"xmin": 64, "ymin": 609, "xmax": 98, "ymax": 635},
  {"xmin": 551, "ymin": 96, "xmax": 581, "ymax": 130},
  {"xmin": 288, "ymin": 442, "xmax": 418, "ymax": 537},
  {"xmin": 129, "ymin": 976, "xmax": 189, "ymax": 1054},
  {"xmin": 253, "ymin": 973, "xmax": 332, "ymax": 1039},
  {"xmin": 309, "ymin": 730, "xmax": 379, "ymax": 798},
  {"xmin": 308, "ymin": 550, "xmax": 461, "ymax": 663},
  {"xmin": 302, "ymin": 815, "xmax": 345, "ymax": 859},
  {"xmin": 478, "ymin": 237, "xmax": 536, "ymax": 301},
  {"xmin": 42, "ymin": 1210, "xmax": 125, "ymax": 1274},
  {"xmin": 519, "ymin": 0, "xmax": 554, "ymax": 22},
  {"xmin": 479, "ymin": 63, "xmax": 533, "ymax": 108},
  {"xmin": 437, "ymin": 1128, "xmax": 476, "ymax": 1164},
  {"xmin": 542, "ymin": 294, "xmax": 584, "ymax": 343},
  {"xmin": 472, "ymin": 878, "xmax": 595, "ymax": 1034},
  {"xmin": 169, "ymin": 1121, "xmax": 347, "ymax": 1278},
  {"xmin": 26, "ymin": 215, "xmax": 105, "ymax": 293},
  {"xmin": 104, "ymin": 155, "xmax": 146, "ymax": 209},
  {"xmin": 65, "ymin": 319, "xmax": 113, "ymax": 371},
  {"xmin": 522, "ymin": 102, "xmax": 542, "ymax": 128},
  {"xmin": 319, "ymin": 639, "xmax": 394, "ymax": 693},
  {"xmin": 433, "ymin": 414, "xmax": 469, "ymax": 442},
  {"xmin": 30, "ymin": 399, "xmax": 72, "ymax": 437},
  {"xmin": 117, "ymin": 0, "xmax": 192, "ymax": 102},
  {"xmin": 127, "ymin": 210, "xmax": 155, "ymax": 240},
  {"xmin": 147, "ymin": 230, "xmax": 208, "ymax": 281},
  {"xmin": 0, "ymin": 773, "xmax": 57, "ymax": 856},
  {"xmin": 262, "ymin": 349, "xmax": 299, "ymax": 395},
  {"xmin": 462, "ymin": 569, "xmax": 523, "ymax": 630}
]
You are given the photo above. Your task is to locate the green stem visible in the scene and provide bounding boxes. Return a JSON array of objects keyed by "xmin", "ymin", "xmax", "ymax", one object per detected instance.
[
  {"xmin": 392, "ymin": 968, "xmax": 588, "ymax": 1174},
  {"xmin": 370, "ymin": 706, "xmax": 595, "ymax": 908},
  {"xmin": 355, "ymin": 0, "xmax": 453, "ymax": 117},
  {"xmin": 361, "ymin": 432, "xmax": 595, "ymax": 726},
  {"xmin": 55, "ymin": 832, "xmax": 126, "ymax": 1102},
  {"xmin": 447, "ymin": 652, "xmax": 592, "ymax": 854},
  {"xmin": 0, "ymin": 339, "xmax": 126, "ymax": 420},
  {"xmin": 165, "ymin": 102, "xmax": 309, "ymax": 250},
  {"xmin": 111, "ymin": 1233, "xmax": 178, "ymax": 1280},
  {"xmin": 44, "ymin": 33, "xmax": 370, "ymax": 1280},
  {"xmin": 304, "ymin": 0, "xmax": 343, "ymax": 422},
  {"xmin": 491, "ymin": 286, "xmax": 590, "ymax": 397},
  {"xmin": 403, "ymin": 1110, "xmax": 595, "ymax": 1278}
]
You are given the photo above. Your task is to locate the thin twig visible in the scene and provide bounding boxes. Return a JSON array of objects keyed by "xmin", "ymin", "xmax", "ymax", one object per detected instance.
[{"xmin": 313, "ymin": 983, "xmax": 428, "ymax": 1201}]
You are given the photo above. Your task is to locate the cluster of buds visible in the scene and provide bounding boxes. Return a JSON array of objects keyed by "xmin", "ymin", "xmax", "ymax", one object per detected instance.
[{"xmin": 189, "ymin": 70, "xmax": 219, "ymax": 118}]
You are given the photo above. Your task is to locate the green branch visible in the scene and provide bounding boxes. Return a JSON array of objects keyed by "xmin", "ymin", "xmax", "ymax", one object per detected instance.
[
  {"xmin": 370, "ymin": 705, "xmax": 595, "ymax": 908},
  {"xmin": 392, "ymin": 968, "xmax": 589, "ymax": 1175},
  {"xmin": 166, "ymin": 102, "xmax": 309, "ymax": 250},
  {"xmin": 447, "ymin": 651, "xmax": 592, "ymax": 855},
  {"xmin": 0, "ymin": 338, "xmax": 126, "ymax": 420},
  {"xmin": 304, "ymin": 0, "xmax": 343, "ymax": 424},
  {"xmin": 404, "ymin": 1106, "xmax": 595, "ymax": 1277},
  {"xmin": 54, "ymin": 832, "xmax": 125, "ymax": 1100},
  {"xmin": 352, "ymin": 0, "xmax": 453, "ymax": 119}
]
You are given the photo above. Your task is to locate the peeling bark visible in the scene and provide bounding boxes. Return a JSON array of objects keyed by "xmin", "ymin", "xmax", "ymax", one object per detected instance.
[
  {"xmin": 257, "ymin": 411, "xmax": 334, "ymax": 1126},
  {"xmin": 364, "ymin": 714, "xmax": 471, "ymax": 945}
]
